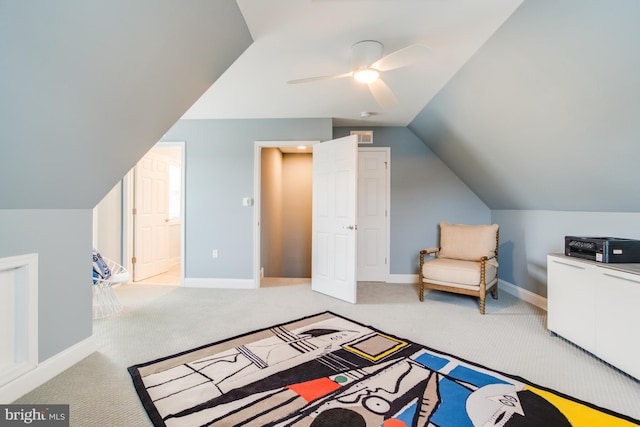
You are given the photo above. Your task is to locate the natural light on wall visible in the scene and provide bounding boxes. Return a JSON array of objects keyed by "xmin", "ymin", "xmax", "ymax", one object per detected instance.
[{"xmin": 168, "ymin": 164, "xmax": 181, "ymax": 221}]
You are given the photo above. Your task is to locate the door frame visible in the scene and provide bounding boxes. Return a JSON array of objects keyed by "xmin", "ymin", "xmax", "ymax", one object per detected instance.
[
  {"xmin": 252, "ymin": 140, "xmax": 320, "ymax": 288},
  {"xmin": 358, "ymin": 147, "xmax": 391, "ymax": 281},
  {"xmin": 123, "ymin": 140, "xmax": 186, "ymax": 286}
]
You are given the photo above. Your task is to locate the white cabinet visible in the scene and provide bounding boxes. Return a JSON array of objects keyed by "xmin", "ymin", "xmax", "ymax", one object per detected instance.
[
  {"xmin": 547, "ymin": 256, "xmax": 597, "ymax": 352},
  {"xmin": 596, "ymin": 269, "xmax": 640, "ymax": 378},
  {"xmin": 547, "ymin": 254, "xmax": 640, "ymax": 379}
]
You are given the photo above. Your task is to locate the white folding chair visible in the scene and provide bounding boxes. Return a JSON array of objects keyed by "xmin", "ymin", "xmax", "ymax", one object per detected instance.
[{"xmin": 92, "ymin": 251, "xmax": 129, "ymax": 319}]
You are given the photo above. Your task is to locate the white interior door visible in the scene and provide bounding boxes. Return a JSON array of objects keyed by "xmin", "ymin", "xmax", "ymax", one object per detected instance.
[
  {"xmin": 133, "ymin": 150, "xmax": 171, "ymax": 281},
  {"xmin": 357, "ymin": 149, "xmax": 389, "ymax": 281},
  {"xmin": 312, "ymin": 135, "xmax": 358, "ymax": 303}
]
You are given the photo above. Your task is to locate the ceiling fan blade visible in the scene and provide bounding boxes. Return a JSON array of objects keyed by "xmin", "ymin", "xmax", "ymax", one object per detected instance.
[
  {"xmin": 287, "ymin": 71, "xmax": 353, "ymax": 85},
  {"xmin": 368, "ymin": 78, "xmax": 398, "ymax": 109},
  {"xmin": 372, "ymin": 44, "xmax": 430, "ymax": 72}
]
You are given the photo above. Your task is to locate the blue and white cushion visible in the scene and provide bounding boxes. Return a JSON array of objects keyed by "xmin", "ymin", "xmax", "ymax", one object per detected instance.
[{"xmin": 92, "ymin": 248, "xmax": 112, "ymax": 284}]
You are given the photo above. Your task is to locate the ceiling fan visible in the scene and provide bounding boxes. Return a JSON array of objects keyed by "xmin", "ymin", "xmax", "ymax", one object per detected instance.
[{"xmin": 287, "ymin": 40, "xmax": 429, "ymax": 109}]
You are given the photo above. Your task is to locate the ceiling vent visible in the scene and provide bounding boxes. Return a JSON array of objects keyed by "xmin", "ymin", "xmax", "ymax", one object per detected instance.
[{"xmin": 351, "ymin": 130, "xmax": 373, "ymax": 144}]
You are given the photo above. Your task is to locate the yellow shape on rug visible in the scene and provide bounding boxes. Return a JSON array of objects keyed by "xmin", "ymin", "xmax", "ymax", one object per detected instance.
[{"xmin": 525, "ymin": 385, "xmax": 638, "ymax": 427}]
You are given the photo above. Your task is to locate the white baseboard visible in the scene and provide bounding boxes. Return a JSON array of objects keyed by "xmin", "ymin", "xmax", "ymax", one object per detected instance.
[
  {"xmin": 498, "ymin": 279, "xmax": 547, "ymax": 311},
  {"xmin": 0, "ymin": 336, "xmax": 96, "ymax": 403},
  {"xmin": 184, "ymin": 278, "xmax": 255, "ymax": 289}
]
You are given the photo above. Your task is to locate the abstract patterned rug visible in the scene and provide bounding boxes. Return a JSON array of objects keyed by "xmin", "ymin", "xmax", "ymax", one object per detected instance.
[{"xmin": 128, "ymin": 311, "xmax": 639, "ymax": 426}]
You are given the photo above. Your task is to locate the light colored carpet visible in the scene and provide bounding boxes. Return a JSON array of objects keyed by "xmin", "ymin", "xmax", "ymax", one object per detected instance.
[{"xmin": 15, "ymin": 281, "xmax": 640, "ymax": 426}]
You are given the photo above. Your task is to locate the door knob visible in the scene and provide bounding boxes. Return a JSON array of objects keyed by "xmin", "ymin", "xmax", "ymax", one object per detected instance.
[{"xmin": 343, "ymin": 225, "xmax": 357, "ymax": 230}]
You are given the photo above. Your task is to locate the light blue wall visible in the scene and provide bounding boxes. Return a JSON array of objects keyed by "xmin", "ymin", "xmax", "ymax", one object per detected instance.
[
  {"xmin": 167, "ymin": 118, "xmax": 639, "ymax": 294},
  {"xmin": 0, "ymin": 0, "xmax": 251, "ymax": 376},
  {"xmin": 0, "ymin": 1, "xmax": 251, "ymax": 210},
  {"xmin": 161, "ymin": 123, "xmax": 490, "ymax": 279},
  {"xmin": 334, "ymin": 127, "xmax": 491, "ymax": 274},
  {"xmin": 407, "ymin": 0, "xmax": 640, "ymax": 297},
  {"xmin": 493, "ymin": 210, "xmax": 640, "ymax": 297},
  {"xmin": 162, "ymin": 118, "xmax": 332, "ymax": 280},
  {"xmin": 0, "ymin": 209, "xmax": 93, "ymax": 362},
  {"xmin": 408, "ymin": 0, "xmax": 640, "ymax": 212}
]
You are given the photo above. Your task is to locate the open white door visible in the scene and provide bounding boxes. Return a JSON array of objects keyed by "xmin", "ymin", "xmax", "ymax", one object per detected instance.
[
  {"xmin": 133, "ymin": 150, "xmax": 171, "ymax": 281},
  {"xmin": 312, "ymin": 135, "xmax": 358, "ymax": 303}
]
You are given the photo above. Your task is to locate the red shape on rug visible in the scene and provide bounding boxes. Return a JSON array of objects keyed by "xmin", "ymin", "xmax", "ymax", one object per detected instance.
[
  {"xmin": 383, "ymin": 419, "xmax": 408, "ymax": 427},
  {"xmin": 287, "ymin": 377, "xmax": 341, "ymax": 402}
]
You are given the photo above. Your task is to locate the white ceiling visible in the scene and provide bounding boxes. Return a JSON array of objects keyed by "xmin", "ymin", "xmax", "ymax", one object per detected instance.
[{"xmin": 182, "ymin": 0, "xmax": 523, "ymax": 126}]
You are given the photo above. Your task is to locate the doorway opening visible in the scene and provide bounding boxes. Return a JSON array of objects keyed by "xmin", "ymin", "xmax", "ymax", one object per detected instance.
[
  {"xmin": 255, "ymin": 141, "xmax": 317, "ymax": 288},
  {"xmin": 125, "ymin": 141, "xmax": 185, "ymax": 287}
]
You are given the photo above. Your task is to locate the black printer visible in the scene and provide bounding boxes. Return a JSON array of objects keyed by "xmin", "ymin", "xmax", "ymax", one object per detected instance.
[{"xmin": 565, "ymin": 236, "xmax": 640, "ymax": 263}]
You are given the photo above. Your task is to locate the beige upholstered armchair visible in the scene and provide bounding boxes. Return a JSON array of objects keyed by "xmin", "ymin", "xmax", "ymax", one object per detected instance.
[{"xmin": 419, "ymin": 222, "xmax": 499, "ymax": 314}]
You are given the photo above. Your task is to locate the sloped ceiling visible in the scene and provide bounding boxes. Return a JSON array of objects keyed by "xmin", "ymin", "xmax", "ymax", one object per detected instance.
[
  {"xmin": 0, "ymin": 0, "xmax": 252, "ymax": 209},
  {"xmin": 409, "ymin": 0, "xmax": 640, "ymax": 212},
  {"xmin": 183, "ymin": 0, "xmax": 523, "ymax": 127},
  {"xmin": 4, "ymin": 1, "xmax": 638, "ymax": 213}
]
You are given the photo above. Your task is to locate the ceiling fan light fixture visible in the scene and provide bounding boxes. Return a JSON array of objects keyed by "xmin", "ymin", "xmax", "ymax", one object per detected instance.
[{"xmin": 353, "ymin": 67, "xmax": 379, "ymax": 84}]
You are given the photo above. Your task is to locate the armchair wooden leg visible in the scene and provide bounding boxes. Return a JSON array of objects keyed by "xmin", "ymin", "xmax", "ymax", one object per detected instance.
[
  {"xmin": 491, "ymin": 285, "xmax": 498, "ymax": 299},
  {"xmin": 419, "ymin": 283, "xmax": 424, "ymax": 301},
  {"xmin": 479, "ymin": 296, "xmax": 486, "ymax": 315}
]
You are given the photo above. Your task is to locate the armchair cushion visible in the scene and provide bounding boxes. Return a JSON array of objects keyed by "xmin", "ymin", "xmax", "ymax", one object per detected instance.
[
  {"xmin": 422, "ymin": 257, "xmax": 497, "ymax": 288},
  {"xmin": 438, "ymin": 222, "xmax": 499, "ymax": 262}
]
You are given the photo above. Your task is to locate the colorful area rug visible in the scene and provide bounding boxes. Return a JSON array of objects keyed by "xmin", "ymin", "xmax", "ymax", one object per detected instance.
[{"xmin": 128, "ymin": 311, "xmax": 639, "ymax": 426}]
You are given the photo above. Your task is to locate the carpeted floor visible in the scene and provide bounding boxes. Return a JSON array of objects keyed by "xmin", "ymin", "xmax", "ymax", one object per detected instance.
[{"xmin": 14, "ymin": 281, "xmax": 640, "ymax": 426}]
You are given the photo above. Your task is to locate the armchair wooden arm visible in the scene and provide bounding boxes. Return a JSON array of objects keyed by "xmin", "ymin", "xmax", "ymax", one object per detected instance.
[{"xmin": 419, "ymin": 247, "xmax": 440, "ymax": 265}]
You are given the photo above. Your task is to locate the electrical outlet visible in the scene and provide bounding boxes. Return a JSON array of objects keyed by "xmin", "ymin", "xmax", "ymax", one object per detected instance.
[{"xmin": 212, "ymin": 249, "xmax": 218, "ymax": 259}]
